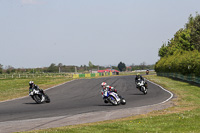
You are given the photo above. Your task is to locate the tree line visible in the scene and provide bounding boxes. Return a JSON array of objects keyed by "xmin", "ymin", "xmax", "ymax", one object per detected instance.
[
  {"xmin": 0, "ymin": 61, "xmax": 154, "ymax": 74},
  {"xmin": 155, "ymin": 13, "xmax": 200, "ymax": 76}
]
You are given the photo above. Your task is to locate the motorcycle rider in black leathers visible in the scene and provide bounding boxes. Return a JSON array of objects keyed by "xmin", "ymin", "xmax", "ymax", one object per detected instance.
[
  {"xmin": 29, "ymin": 81, "xmax": 45, "ymax": 102},
  {"xmin": 135, "ymin": 73, "xmax": 147, "ymax": 89}
]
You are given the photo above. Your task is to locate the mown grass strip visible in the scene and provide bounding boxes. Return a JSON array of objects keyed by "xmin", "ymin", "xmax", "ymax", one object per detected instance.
[
  {"xmin": 0, "ymin": 76, "xmax": 72, "ymax": 102},
  {"xmin": 20, "ymin": 75, "xmax": 200, "ymax": 133}
]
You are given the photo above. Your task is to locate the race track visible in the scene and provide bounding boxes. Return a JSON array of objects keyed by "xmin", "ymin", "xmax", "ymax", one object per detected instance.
[{"xmin": 0, "ymin": 75, "xmax": 173, "ymax": 132}]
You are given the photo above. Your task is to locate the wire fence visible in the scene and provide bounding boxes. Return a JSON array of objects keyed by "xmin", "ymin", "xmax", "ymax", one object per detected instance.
[
  {"xmin": 0, "ymin": 73, "xmax": 72, "ymax": 79},
  {"xmin": 157, "ymin": 72, "xmax": 200, "ymax": 84}
]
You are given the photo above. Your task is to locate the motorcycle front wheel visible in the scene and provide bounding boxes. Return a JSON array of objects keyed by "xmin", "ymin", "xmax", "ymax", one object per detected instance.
[
  {"xmin": 33, "ymin": 95, "xmax": 42, "ymax": 104},
  {"xmin": 45, "ymin": 94, "xmax": 50, "ymax": 103},
  {"xmin": 121, "ymin": 98, "xmax": 126, "ymax": 105}
]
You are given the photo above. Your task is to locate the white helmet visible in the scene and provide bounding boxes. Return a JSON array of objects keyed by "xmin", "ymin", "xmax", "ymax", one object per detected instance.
[
  {"xmin": 29, "ymin": 81, "xmax": 34, "ymax": 87},
  {"xmin": 29, "ymin": 81, "xmax": 34, "ymax": 85},
  {"xmin": 101, "ymin": 82, "xmax": 107, "ymax": 87}
]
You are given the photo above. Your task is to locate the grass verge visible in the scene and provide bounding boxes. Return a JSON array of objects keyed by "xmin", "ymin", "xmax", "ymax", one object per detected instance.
[
  {"xmin": 21, "ymin": 75, "xmax": 200, "ymax": 133},
  {"xmin": 0, "ymin": 76, "xmax": 72, "ymax": 102}
]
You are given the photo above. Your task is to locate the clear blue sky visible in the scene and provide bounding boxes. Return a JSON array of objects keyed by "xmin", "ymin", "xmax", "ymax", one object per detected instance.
[{"xmin": 1, "ymin": 0, "xmax": 200, "ymax": 68}]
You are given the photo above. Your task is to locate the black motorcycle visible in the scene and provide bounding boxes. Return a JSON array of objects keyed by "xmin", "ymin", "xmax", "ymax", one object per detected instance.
[
  {"xmin": 29, "ymin": 88, "xmax": 50, "ymax": 104},
  {"xmin": 136, "ymin": 79, "xmax": 148, "ymax": 95}
]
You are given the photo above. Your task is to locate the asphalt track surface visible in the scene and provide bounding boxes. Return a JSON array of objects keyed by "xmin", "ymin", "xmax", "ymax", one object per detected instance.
[{"xmin": 0, "ymin": 75, "xmax": 173, "ymax": 132}]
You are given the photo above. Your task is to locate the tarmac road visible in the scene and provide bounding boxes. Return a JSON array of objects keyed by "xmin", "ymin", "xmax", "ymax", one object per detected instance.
[{"xmin": 0, "ymin": 75, "xmax": 173, "ymax": 132}]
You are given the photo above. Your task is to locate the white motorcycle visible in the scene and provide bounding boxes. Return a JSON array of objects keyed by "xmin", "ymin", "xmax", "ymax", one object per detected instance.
[
  {"xmin": 101, "ymin": 89, "xmax": 126, "ymax": 106},
  {"xmin": 136, "ymin": 79, "xmax": 148, "ymax": 95},
  {"xmin": 29, "ymin": 88, "xmax": 50, "ymax": 104}
]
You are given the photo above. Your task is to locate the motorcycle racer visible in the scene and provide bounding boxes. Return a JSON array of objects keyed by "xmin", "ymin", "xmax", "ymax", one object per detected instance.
[
  {"xmin": 29, "ymin": 81, "xmax": 45, "ymax": 102},
  {"xmin": 101, "ymin": 83, "xmax": 125, "ymax": 105},
  {"xmin": 135, "ymin": 73, "xmax": 148, "ymax": 89}
]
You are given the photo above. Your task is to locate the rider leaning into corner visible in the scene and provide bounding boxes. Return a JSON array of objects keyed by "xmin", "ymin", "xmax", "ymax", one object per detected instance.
[
  {"xmin": 101, "ymin": 82, "xmax": 122, "ymax": 99},
  {"xmin": 29, "ymin": 81, "xmax": 45, "ymax": 102},
  {"xmin": 135, "ymin": 73, "xmax": 148, "ymax": 89}
]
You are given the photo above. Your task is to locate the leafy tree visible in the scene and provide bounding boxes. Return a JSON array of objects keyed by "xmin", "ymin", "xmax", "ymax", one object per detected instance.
[
  {"xmin": 118, "ymin": 62, "xmax": 126, "ymax": 72},
  {"xmin": 5, "ymin": 65, "xmax": 15, "ymax": 74},
  {"xmin": 190, "ymin": 13, "xmax": 200, "ymax": 51},
  {"xmin": 88, "ymin": 61, "xmax": 94, "ymax": 68},
  {"xmin": 158, "ymin": 43, "xmax": 169, "ymax": 57},
  {"xmin": 158, "ymin": 13, "xmax": 200, "ymax": 58},
  {"xmin": 47, "ymin": 63, "xmax": 58, "ymax": 73},
  {"xmin": 0, "ymin": 64, "xmax": 2, "ymax": 74}
]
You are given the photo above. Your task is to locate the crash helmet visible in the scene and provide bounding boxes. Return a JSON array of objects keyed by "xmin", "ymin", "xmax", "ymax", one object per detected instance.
[
  {"xmin": 29, "ymin": 81, "xmax": 34, "ymax": 87},
  {"xmin": 101, "ymin": 82, "xmax": 107, "ymax": 87},
  {"xmin": 136, "ymin": 73, "xmax": 141, "ymax": 77}
]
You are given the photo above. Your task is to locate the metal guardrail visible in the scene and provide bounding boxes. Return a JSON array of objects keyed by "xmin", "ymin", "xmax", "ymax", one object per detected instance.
[
  {"xmin": 157, "ymin": 72, "xmax": 200, "ymax": 84},
  {"xmin": 73, "ymin": 72, "xmax": 113, "ymax": 79}
]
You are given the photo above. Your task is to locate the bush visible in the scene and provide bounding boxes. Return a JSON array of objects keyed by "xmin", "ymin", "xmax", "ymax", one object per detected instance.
[{"xmin": 155, "ymin": 50, "xmax": 200, "ymax": 76}]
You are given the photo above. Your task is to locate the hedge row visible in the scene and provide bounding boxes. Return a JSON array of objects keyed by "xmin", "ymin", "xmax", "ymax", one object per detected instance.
[{"xmin": 155, "ymin": 50, "xmax": 200, "ymax": 76}]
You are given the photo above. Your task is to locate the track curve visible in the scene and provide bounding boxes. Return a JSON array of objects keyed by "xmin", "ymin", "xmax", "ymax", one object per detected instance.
[{"xmin": 0, "ymin": 75, "xmax": 173, "ymax": 132}]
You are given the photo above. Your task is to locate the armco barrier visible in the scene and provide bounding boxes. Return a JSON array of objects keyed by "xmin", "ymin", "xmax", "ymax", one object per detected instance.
[
  {"xmin": 73, "ymin": 74, "xmax": 79, "ymax": 79},
  {"xmin": 85, "ymin": 73, "xmax": 91, "ymax": 78},
  {"xmin": 79, "ymin": 74, "xmax": 85, "ymax": 78},
  {"xmin": 91, "ymin": 73, "xmax": 95, "ymax": 77},
  {"xmin": 157, "ymin": 73, "xmax": 200, "ymax": 84},
  {"xmin": 95, "ymin": 73, "xmax": 99, "ymax": 77},
  {"xmin": 73, "ymin": 72, "xmax": 113, "ymax": 79}
]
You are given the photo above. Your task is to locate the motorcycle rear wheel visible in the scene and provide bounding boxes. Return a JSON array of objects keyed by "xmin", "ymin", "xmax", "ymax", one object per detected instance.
[{"xmin": 121, "ymin": 98, "xmax": 126, "ymax": 105}]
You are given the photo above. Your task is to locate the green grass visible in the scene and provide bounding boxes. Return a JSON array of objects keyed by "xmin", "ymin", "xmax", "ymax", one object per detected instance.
[
  {"xmin": 21, "ymin": 75, "xmax": 200, "ymax": 133},
  {"xmin": 0, "ymin": 76, "xmax": 72, "ymax": 101}
]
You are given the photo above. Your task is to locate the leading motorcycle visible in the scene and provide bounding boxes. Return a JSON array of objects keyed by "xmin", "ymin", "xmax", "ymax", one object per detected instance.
[
  {"xmin": 101, "ymin": 89, "xmax": 126, "ymax": 106},
  {"xmin": 29, "ymin": 88, "xmax": 50, "ymax": 104}
]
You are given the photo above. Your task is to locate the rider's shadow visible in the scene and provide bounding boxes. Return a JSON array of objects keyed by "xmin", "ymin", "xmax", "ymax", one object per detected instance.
[
  {"xmin": 130, "ymin": 93, "xmax": 146, "ymax": 95},
  {"xmin": 24, "ymin": 102, "xmax": 39, "ymax": 104},
  {"xmin": 97, "ymin": 104, "xmax": 117, "ymax": 106}
]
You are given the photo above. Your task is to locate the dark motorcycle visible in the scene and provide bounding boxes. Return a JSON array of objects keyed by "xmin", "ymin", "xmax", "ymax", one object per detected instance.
[
  {"xmin": 146, "ymin": 70, "xmax": 149, "ymax": 75},
  {"xmin": 29, "ymin": 88, "xmax": 50, "ymax": 104},
  {"xmin": 136, "ymin": 79, "xmax": 148, "ymax": 95}
]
